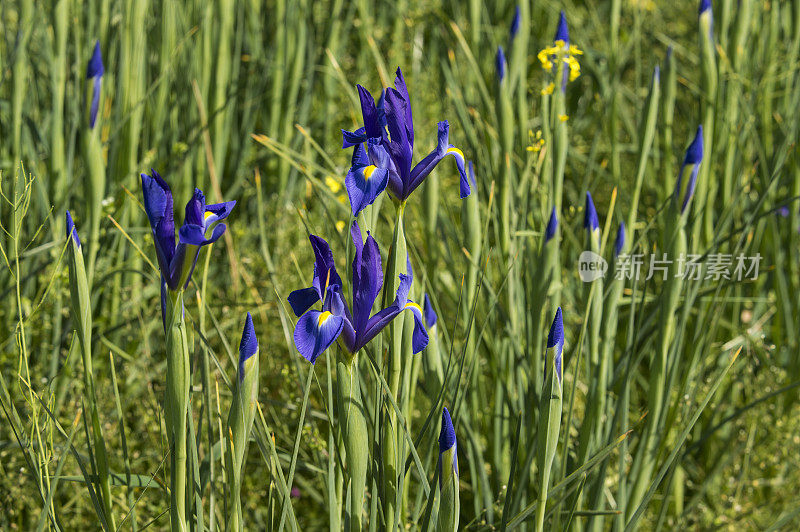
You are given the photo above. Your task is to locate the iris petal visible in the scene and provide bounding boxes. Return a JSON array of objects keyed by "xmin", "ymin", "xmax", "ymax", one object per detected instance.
[
  {"xmin": 294, "ymin": 310, "xmax": 344, "ymax": 364},
  {"xmin": 204, "ymin": 200, "xmax": 236, "ymax": 225},
  {"xmin": 310, "ymin": 235, "xmax": 342, "ymax": 295},
  {"xmin": 141, "ymin": 170, "xmax": 176, "ymax": 281},
  {"xmin": 179, "ymin": 223, "xmax": 207, "ymax": 246},
  {"xmin": 393, "ymin": 68, "xmax": 414, "ymax": 146},
  {"xmin": 357, "ymin": 84, "xmax": 382, "ymax": 139},
  {"xmin": 288, "ymin": 287, "xmax": 320, "ymax": 317},
  {"xmin": 405, "ymin": 301, "xmax": 429, "ymax": 353},
  {"xmin": 352, "ymin": 232, "xmax": 384, "ymax": 332},
  {"xmin": 345, "ymin": 145, "xmax": 390, "ymax": 217},
  {"xmin": 342, "ymin": 127, "xmax": 367, "ymax": 149},
  {"xmin": 184, "ymin": 189, "xmax": 206, "ymax": 226}
]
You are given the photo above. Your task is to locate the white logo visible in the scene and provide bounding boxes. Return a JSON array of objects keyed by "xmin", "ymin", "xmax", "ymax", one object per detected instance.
[{"xmin": 578, "ymin": 251, "xmax": 607, "ymax": 282}]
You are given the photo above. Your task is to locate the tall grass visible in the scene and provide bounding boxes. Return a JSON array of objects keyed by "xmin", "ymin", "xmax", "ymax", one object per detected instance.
[{"xmin": 1, "ymin": 0, "xmax": 800, "ymax": 530}]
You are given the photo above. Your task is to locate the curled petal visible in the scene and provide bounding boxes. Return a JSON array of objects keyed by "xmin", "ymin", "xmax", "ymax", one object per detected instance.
[
  {"xmin": 342, "ymin": 127, "xmax": 367, "ymax": 149},
  {"xmin": 404, "ymin": 300, "xmax": 429, "ymax": 353},
  {"xmin": 204, "ymin": 200, "xmax": 236, "ymax": 225}
]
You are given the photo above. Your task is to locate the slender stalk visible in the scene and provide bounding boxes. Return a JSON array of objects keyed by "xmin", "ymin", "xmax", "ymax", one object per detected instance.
[{"xmin": 165, "ymin": 289, "xmax": 191, "ymax": 532}]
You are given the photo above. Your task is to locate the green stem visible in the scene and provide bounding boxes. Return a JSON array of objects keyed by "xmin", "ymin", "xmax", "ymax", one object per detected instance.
[{"xmin": 166, "ymin": 290, "xmax": 191, "ymax": 532}]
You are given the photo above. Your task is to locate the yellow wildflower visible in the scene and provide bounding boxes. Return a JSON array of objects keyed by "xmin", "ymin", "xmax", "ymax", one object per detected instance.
[
  {"xmin": 538, "ymin": 43, "xmax": 583, "ymax": 85},
  {"xmin": 526, "ymin": 130, "xmax": 546, "ymax": 153},
  {"xmin": 325, "ymin": 175, "xmax": 342, "ymax": 194}
]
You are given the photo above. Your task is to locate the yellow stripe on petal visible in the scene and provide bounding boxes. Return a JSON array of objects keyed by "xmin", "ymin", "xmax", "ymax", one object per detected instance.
[
  {"xmin": 446, "ymin": 147, "xmax": 464, "ymax": 161},
  {"xmin": 404, "ymin": 302, "xmax": 423, "ymax": 313},
  {"xmin": 204, "ymin": 211, "xmax": 214, "ymax": 221},
  {"xmin": 363, "ymin": 165, "xmax": 378, "ymax": 180},
  {"xmin": 318, "ymin": 311, "xmax": 333, "ymax": 326}
]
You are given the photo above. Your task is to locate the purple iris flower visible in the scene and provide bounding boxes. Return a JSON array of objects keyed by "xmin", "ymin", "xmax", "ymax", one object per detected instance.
[
  {"xmin": 86, "ymin": 41, "xmax": 104, "ymax": 129},
  {"xmin": 141, "ymin": 169, "xmax": 236, "ymax": 291},
  {"xmin": 289, "ymin": 222, "xmax": 428, "ymax": 364},
  {"xmin": 341, "ymin": 68, "xmax": 470, "ymax": 213}
]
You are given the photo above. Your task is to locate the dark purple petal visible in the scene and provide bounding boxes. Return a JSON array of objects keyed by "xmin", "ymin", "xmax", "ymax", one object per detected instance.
[
  {"xmin": 383, "ymin": 88, "xmax": 413, "ymax": 198},
  {"xmin": 288, "ymin": 287, "xmax": 320, "ymax": 317},
  {"xmin": 439, "ymin": 407, "xmax": 456, "ymax": 454},
  {"xmin": 406, "ymin": 301, "xmax": 429, "ymax": 353},
  {"xmin": 393, "ymin": 68, "xmax": 414, "ymax": 146},
  {"xmin": 342, "ymin": 127, "xmax": 367, "ymax": 149},
  {"xmin": 141, "ymin": 170, "xmax": 176, "ymax": 281},
  {"xmin": 357, "ymin": 84, "xmax": 382, "ymax": 139},
  {"xmin": 178, "ymin": 223, "xmax": 207, "ymax": 246},
  {"xmin": 309, "ymin": 234, "xmax": 342, "ymax": 297},
  {"xmin": 352, "ymin": 232, "xmax": 383, "ymax": 333},
  {"xmin": 358, "ymin": 305, "xmax": 402, "ymax": 350},
  {"xmin": 184, "ymin": 189, "xmax": 206, "ymax": 226}
]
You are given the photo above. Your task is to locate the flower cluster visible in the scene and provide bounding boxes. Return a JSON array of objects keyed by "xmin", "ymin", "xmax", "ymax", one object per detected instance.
[
  {"xmin": 141, "ymin": 170, "xmax": 235, "ymax": 292},
  {"xmin": 288, "ymin": 222, "xmax": 428, "ymax": 363},
  {"xmin": 341, "ymin": 68, "xmax": 471, "ymax": 215}
]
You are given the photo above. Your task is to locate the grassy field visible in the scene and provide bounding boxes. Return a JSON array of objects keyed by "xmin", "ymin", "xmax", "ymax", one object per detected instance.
[{"xmin": 1, "ymin": 0, "xmax": 800, "ymax": 530}]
